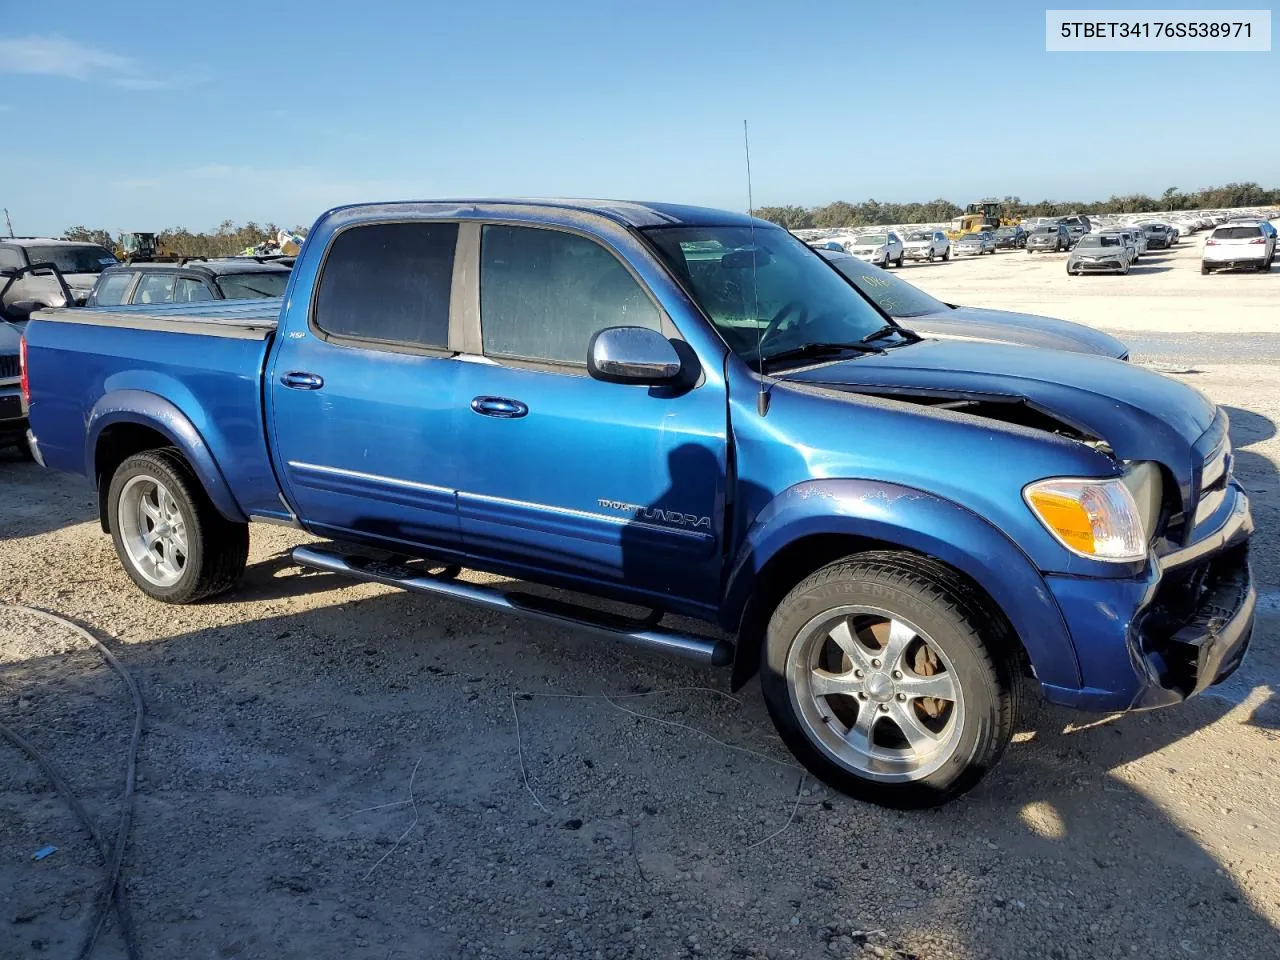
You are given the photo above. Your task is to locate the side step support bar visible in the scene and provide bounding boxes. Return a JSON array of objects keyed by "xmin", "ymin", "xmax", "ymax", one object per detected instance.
[{"xmin": 292, "ymin": 545, "xmax": 735, "ymax": 667}]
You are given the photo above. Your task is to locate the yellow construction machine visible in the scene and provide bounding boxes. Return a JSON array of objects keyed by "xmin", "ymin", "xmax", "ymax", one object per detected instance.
[{"xmin": 946, "ymin": 200, "xmax": 1021, "ymax": 239}]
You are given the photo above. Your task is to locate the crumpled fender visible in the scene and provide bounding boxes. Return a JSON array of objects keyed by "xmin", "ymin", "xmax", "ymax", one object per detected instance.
[
  {"xmin": 85, "ymin": 389, "xmax": 247, "ymax": 523},
  {"xmin": 720, "ymin": 478, "xmax": 1080, "ymax": 691}
]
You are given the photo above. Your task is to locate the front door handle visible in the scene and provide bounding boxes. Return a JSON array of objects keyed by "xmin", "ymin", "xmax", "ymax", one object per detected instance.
[
  {"xmin": 281, "ymin": 372, "xmax": 324, "ymax": 390},
  {"xmin": 470, "ymin": 396, "xmax": 528, "ymax": 419}
]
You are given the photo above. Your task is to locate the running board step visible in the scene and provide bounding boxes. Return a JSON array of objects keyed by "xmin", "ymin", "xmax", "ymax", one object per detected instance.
[{"xmin": 292, "ymin": 545, "xmax": 734, "ymax": 667}]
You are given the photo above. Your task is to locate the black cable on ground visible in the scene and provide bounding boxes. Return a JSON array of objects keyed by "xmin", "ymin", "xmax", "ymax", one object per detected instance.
[{"xmin": 0, "ymin": 605, "xmax": 144, "ymax": 960}]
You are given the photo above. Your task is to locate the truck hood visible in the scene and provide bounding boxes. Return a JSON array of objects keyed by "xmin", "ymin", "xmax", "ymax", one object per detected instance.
[
  {"xmin": 905, "ymin": 306, "xmax": 1128, "ymax": 359},
  {"xmin": 783, "ymin": 338, "xmax": 1216, "ymax": 495}
]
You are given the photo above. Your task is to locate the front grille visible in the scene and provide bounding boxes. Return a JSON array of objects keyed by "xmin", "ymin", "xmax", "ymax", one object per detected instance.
[{"xmin": 0, "ymin": 355, "xmax": 18, "ymax": 380}]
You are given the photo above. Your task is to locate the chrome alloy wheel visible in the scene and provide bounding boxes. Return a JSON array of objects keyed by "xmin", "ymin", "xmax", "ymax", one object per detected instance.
[
  {"xmin": 117, "ymin": 475, "xmax": 188, "ymax": 587},
  {"xmin": 786, "ymin": 606, "xmax": 965, "ymax": 783}
]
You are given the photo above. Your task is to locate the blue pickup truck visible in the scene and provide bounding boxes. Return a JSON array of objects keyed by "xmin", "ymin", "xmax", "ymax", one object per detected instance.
[{"xmin": 21, "ymin": 200, "xmax": 1255, "ymax": 807}]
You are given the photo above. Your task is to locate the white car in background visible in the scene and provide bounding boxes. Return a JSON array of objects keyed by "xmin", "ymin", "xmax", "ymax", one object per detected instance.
[
  {"xmin": 846, "ymin": 230, "xmax": 904, "ymax": 267},
  {"xmin": 1202, "ymin": 221, "xmax": 1276, "ymax": 273},
  {"xmin": 901, "ymin": 229, "xmax": 950, "ymax": 262}
]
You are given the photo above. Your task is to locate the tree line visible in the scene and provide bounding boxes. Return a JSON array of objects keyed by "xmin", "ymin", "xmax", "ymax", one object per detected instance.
[
  {"xmin": 60, "ymin": 220, "xmax": 310, "ymax": 258},
  {"xmin": 754, "ymin": 182, "xmax": 1280, "ymax": 229}
]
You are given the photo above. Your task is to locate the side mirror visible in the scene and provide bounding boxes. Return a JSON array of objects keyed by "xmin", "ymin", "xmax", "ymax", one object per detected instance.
[{"xmin": 588, "ymin": 326, "xmax": 682, "ymax": 385}]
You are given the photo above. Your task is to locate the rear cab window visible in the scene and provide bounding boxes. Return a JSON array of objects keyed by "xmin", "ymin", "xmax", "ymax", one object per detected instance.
[
  {"xmin": 479, "ymin": 225, "xmax": 661, "ymax": 366},
  {"xmin": 313, "ymin": 222, "xmax": 458, "ymax": 350},
  {"xmin": 134, "ymin": 273, "xmax": 176, "ymax": 305},
  {"xmin": 92, "ymin": 271, "xmax": 135, "ymax": 306}
]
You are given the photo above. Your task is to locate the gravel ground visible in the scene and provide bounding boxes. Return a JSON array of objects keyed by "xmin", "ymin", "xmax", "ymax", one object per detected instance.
[{"xmin": 2, "ymin": 248, "xmax": 1279, "ymax": 959}]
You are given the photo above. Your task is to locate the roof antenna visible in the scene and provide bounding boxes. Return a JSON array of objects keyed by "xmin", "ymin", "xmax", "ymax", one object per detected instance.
[
  {"xmin": 744, "ymin": 120, "xmax": 769, "ymax": 417},
  {"xmin": 3, "ymin": 209, "xmax": 13, "ymax": 239}
]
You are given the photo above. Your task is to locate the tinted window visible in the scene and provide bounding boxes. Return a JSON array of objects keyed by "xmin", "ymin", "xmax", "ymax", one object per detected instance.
[
  {"xmin": 0, "ymin": 247, "xmax": 23, "ymax": 270},
  {"xmin": 216, "ymin": 271, "xmax": 289, "ymax": 299},
  {"xmin": 174, "ymin": 277, "xmax": 215, "ymax": 303},
  {"xmin": 480, "ymin": 225, "xmax": 660, "ymax": 364},
  {"xmin": 134, "ymin": 273, "xmax": 176, "ymax": 305},
  {"xmin": 93, "ymin": 271, "xmax": 134, "ymax": 306},
  {"xmin": 314, "ymin": 222, "xmax": 457, "ymax": 348},
  {"xmin": 1213, "ymin": 226, "xmax": 1264, "ymax": 240},
  {"xmin": 23, "ymin": 245, "xmax": 117, "ymax": 274}
]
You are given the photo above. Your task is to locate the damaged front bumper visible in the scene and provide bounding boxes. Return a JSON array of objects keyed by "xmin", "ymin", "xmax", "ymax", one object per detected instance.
[{"xmin": 1040, "ymin": 482, "xmax": 1255, "ymax": 712}]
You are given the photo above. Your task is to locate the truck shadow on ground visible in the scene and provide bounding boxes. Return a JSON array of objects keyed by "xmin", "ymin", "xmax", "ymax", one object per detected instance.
[
  {"xmin": 2, "ymin": 583, "xmax": 1278, "ymax": 960},
  {"xmin": 0, "ymin": 453, "xmax": 97, "ymax": 540}
]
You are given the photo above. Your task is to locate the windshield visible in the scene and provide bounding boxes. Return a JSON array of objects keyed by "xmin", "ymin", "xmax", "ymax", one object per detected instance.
[
  {"xmin": 643, "ymin": 225, "xmax": 890, "ymax": 362},
  {"xmin": 828, "ymin": 256, "xmax": 947, "ymax": 318},
  {"xmin": 905, "ymin": 232, "xmax": 931, "ymax": 241},
  {"xmin": 23, "ymin": 245, "xmax": 117, "ymax": 274},
  {"xmin": 996, "ymin": 227, "xmax": 1015, "ymax": 235},
  {"xmin": 1078, "ymin": 236, "xmax": 1120, "ymax": 248},
  {"xmin": 856, "ymin": 234, "xmax": 888, "ymax": 245},
  {"xmin": 1032, "ymin": 225, "xmax": 1057, "ymax": 234},
  {"xmin": 215, "ymin": 271, "xmax": 290, "ymax": 299}
]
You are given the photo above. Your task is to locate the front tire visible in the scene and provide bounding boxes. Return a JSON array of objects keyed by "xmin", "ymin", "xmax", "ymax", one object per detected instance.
[
  {"xmin": 760, "ymin": 552, "xmax": 1020, "ymax": 808},
  {"xmin": 107, "ymin": 447, "xmax": 249, "ymax": 603}
]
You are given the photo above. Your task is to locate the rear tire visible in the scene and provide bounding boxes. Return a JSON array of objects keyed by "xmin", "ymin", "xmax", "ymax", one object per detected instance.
[
  {"xmin": 13, "ymin": 435, "xmax": 34, "ymax": 461},
  {"xmin": 942, "ymin": 248, "xmax": 950, "ymax": 261},
  {"xmin": 1201, "ymin": 263, "xmax": 1211, "ymax": 275},
  {"xmin": 107, "ymin": 447, "xmax": 249, "ymax": 603},
  {"xmin": 760, "ymin": 552, "xmax": 1020, "ymax": 809}
]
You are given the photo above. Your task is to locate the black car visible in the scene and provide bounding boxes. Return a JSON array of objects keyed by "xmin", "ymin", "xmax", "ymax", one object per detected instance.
[
  {"xmin": 993, "ymin": 225, "xmax": 1027, "ymax": 249},
  {"xmin": 87, "ymin": 258, "xmax": 291, "ymax": 307},
  {"xmin": 1137, "ymin": 222, "xmax": 1174, "ymax": 249}
]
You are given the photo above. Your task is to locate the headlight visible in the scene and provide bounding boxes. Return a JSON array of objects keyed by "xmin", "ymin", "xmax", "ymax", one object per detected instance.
[{"xmin": 1024, "ymin": 462, "xmax": 1161, "ymax": 562}]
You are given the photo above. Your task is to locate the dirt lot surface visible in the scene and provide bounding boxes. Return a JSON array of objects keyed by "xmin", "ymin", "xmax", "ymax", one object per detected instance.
[{"xmin": 2, "ymin": 241, "xmax": 1278, "ymax": 959}]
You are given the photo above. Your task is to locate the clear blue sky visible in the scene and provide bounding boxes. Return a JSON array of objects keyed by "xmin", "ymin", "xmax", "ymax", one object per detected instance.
[{"xmin": 1, "ymin": 0, "xmax": 1275, "ymax": 235}]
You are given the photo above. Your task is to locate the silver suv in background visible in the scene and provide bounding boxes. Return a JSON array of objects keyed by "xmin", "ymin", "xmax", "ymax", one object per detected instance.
[
  {"xmin": 1026, "ymin": 223, "xmax": 1070, "ymax": 253},
  {"xmin": 0, "ymin": 238, "xmax": 120, "ymax": 322},
  {"xmin": 846, "ymin": 230, "xmax": 904, "ymax": 267},
  {"xmin": 901, "ymin": 229, "xmax": 950, "ymax": 262}
]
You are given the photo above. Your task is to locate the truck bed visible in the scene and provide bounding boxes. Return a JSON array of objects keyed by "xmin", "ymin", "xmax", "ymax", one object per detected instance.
[
  {"xmin": 32, "ymin": 297, "xmax": 282, "ymax": 339},
  {"xmin": 23, "ymin": 298, "xmax": 285, "ymax": 519}
]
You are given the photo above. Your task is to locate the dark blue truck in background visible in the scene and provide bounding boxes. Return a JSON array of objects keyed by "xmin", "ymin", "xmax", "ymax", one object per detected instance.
[{"xmin": 20, "ymin": 199, "xmax": 1255, "ymax": 807}]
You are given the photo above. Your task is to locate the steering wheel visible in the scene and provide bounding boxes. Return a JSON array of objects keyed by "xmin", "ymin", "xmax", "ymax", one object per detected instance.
[{"xmin": 757, "ymin": 299, "xmax": 808, "ymax": 350}]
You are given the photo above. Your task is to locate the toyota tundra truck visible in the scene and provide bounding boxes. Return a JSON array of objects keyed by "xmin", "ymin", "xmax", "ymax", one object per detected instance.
[{"xmin": 19, "ymin": 199, "xmax": 1255, "ymax": 808}]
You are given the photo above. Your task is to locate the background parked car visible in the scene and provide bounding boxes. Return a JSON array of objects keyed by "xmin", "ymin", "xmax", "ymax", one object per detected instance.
[
  {"xmin": 1098, "ymin": 229, "xmax": 1139, "ymax": 263},
  {"xmin": 87, "ymin": 258, "xmax": 293, "ymax": 307},
  {"xmin": 0, "ymin": 319, "xmax": 28, "ymax": 456},
  {"xmin": 1067, "ymin": 234, "xmax": 1133, "ymax": 275},
  {"xmin": 1026, "ymin": 223, "xmax": 1070, "ymax": 253},
  {"xmin": 902, "ymin": 230, "xmax": 950, "ymax": 262},
  {"xmin": 846, "ymin": 231, "xmax": 904, "ymax": 267},
  {"xmin": 1136, "ymin": 222, "xmax": 1174, "ymax": 249},
  {"xmin": 818, "ymin": 249, "xmax": 1128, "ymax": 357},
  {"xmin": 0, "ymin": 238, "xmax": 119, "ymax": 321},
  {"xmin": 1202, "ymin": 222, "xmax": 1276, "ymax": 273},
  {"xmin": 1058, "ymin": 215, "xmax": 1092, "ymax": 245},
  {"xmin": 993, "ymin": 225, "xmax": 1027, "ymax": 249},
  {"xmin": 952, "ymin": 231, "xmax": 995, "ymax": 257}
]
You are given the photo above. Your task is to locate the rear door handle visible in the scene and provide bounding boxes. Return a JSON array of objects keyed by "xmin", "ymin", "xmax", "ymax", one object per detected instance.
[
  {"xmin": 470, "ymin": 396, "xmax": 528, "ymax": 419},
  {"xmin": 281, "ymin": 372, "xmax": 324, "ymax": 390}
]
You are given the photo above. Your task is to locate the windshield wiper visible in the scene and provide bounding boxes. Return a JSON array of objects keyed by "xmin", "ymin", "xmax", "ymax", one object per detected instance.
[
  {"xmin": 860, "ymin": 323, "xmax": 921, "ymax": 345},
  {"xmin": 760, "ymin": 341, "xmax": 885, "ymax": 372}
]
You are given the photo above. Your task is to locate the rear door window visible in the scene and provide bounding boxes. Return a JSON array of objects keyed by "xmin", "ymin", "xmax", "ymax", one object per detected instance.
[
  {"xmin": 134, "ymin": 273, "xmax": 176, "ymax": 305},
  {"xmin": 93, "ymin": 272, "xmax": 135, "ymax": 306},
  {"xmin": 479, "ymin": 225, "xmax": 662, "ymax": 365},
  {"xmin": 313, "ymin": 221, "xmax": 457, "ymax": 349},
  {"xmin": 174, "ymin": 277, "xmax": 216, "ymax": 303}
]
